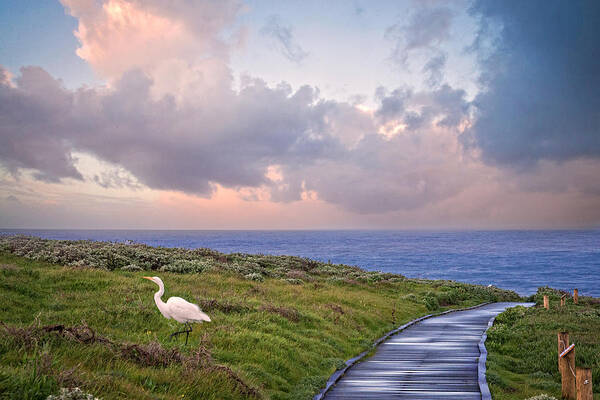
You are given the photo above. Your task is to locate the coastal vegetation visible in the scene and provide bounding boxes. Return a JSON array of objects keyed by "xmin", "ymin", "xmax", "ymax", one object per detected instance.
[
  {"xmin": 486, "ymin": 288, "xmax": 600, "ymax": 399},
  {"xmin": 0, "ymin": 235, "xmax": 520, "ymax": 400}
]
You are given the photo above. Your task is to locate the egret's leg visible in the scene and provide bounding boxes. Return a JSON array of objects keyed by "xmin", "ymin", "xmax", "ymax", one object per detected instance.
[
  {"xmin": 184, "ymin": 322, "xmax": 193, "ymax": 346},
  {"xmin": 169, "ymin": 330, "xmax": 180, "ymax": 341},
  {"xmin": 170, "ymin": 323, "xmax": 188, "ymax": 341}
]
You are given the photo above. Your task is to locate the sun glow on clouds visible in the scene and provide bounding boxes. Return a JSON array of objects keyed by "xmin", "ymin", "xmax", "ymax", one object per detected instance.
[
  {"xmin": 354, "ymin": 104, "xmax": 375, "ymax": 114},
  {"xmin": 61, "ymin": 0, "xmax": 239, "ymax": 101},
  {"xmin": 66, "ymin": 0, "xmax": 185, "ymax": 79},
  {"xmin": 155, "ymin": 186, "xmax": 332, "ymax": 229},
  {"xmin": 377, "ymin": 120, "xmax": 407, "ymax": 139},
  {"xmin": 265, "ymin": 165, "xmax": 283, "ymax": 183}
]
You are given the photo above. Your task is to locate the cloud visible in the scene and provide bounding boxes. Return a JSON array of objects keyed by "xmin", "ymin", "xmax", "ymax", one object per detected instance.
[
  {"xmin": 300, "ymin": 85, "xmax": 473, "ymax": 213},
  {"xmin": 464, "ymin": 0, "xmax": 600, "ymax": 167},
  {"xmin": 260, "ymin": 15, "xmax": 308, "ymax": 64},
  {"xmin": 0, "ymin": 0, "xmax": 477, "ymax": 216},
  {"xmin": 60, "ymin": 0, "xmax": 241, "ymax": 80},
  {"xmin": 93, "ymin": 168, "xmax": 141, "ymax": 190},
  {"xmin": 375, "ymin": 84, "xmax": 470, "ymax": 129},
  {"xmin": 0, "ymin": 60, "xmax": 479, "ymax": 214},
  {"xmin": 0, "ymin": 66, "xmax": 342, "ymax": 195},
  {"xmin": 422, "ymin": 52, "xmax": 446, "ymax": 87},
  {"xmin": 0, "ymin": 66, "xmax": 83, "ymax": 183},
  {"xmin": 386, "ymin": 6, "xmax": 453, "ymax": 64},
  {"xmin": 60, "ymin": 0, "xmax": 242, "ymax": 103},
  {"xmin": 293, "ymin": 130, "xmax": 476, "ymax": 214},
  {"xmin": 1, "ymin": 0, "xmax": 599, "ymax": 227}
]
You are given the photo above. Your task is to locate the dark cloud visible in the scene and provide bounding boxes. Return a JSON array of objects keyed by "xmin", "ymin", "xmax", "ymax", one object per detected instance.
[
  {"xmin": 260, "ymin": 15, "xmax": 308, "ymax": 64},
  {"xmin": 464, "ymin": 0, "xmax": 600, "ymax": 166},
  {"xmin": 0, "ymin": 66, "xmax": 83, "ymax": 182}
]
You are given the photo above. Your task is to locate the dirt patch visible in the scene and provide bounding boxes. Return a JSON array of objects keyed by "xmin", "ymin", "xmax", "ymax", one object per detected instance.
[
  {"xmin": 197, "ymin": 298, "xmax": 252, "ymax": 314},
  {"xmin": 42, "ymin": 323, "xmax": 113, "ymax": 345},
  {"xmin": 246, "ymin": 286, "xmax": 264, "ymax": 296},
  {"xmin": 121, "ymin": 341, "xmax": 183, "ymax": 367},
  {"xmin": 0, "ymin": 263, "xmax": 18, "ymax": 271},
  {"xmin": 259, "ymin": 304, "xmax": 301, "ymax": 322},
  {"xmin": 325, "ymin": 304, "xmax": 345, "ymax": 315},
  {"xmin": 286, "ymin": 270, "xmax": 309, "ymax": 281}
]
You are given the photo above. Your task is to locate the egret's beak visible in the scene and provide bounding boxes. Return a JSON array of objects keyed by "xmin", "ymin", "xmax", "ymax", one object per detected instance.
[{"xmin": 142, "ymin": 276, "xmax": 153, "ymax": 281}]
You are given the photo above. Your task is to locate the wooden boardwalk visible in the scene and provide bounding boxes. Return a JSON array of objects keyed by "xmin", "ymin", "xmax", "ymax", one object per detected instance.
[{"xmin": 323, "ymin": 302, "xmax": 532, "ymax": 399}]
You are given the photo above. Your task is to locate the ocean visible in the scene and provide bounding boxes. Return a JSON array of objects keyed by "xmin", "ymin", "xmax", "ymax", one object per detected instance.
[{"xmin": 1, "ymin": 229, "xmax": 598, "ymax": 296}]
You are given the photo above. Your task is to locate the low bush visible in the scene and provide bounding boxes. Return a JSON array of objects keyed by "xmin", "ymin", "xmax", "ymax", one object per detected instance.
[
  {"xmin": 525, "ymin": 395, "xmax": 558, "ymax": 400},
  {"xmin": 47, "ymin": 387, "xmax": 101, "ymax": 400},
  {"xmin": 243, "ymin": 272, "xmax": 264, "ymax": 282},
  {"xmin": 422, "ymin": 292, "xmax": 440, "ymax": 311},
  {"xmin": 159, "ymin": 260, "xmax": 210, "ymax": 274}
]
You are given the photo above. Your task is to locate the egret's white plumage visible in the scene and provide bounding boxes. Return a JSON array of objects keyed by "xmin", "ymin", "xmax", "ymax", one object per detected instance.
[{"xmin": 143, "ymin": 276, "xmax": 210, "ymax": 344}]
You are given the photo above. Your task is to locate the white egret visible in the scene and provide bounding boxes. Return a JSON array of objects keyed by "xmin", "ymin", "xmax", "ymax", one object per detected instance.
[{"xmin": 143, "ymin": 276, "xmax": 211, "ymax": 345}]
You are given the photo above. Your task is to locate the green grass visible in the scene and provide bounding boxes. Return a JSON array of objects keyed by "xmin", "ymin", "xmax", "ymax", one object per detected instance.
[
  {"xmin": 486, "ymin": 288, "xmax": 600, "ymax": 400},
  {"xmin": 0, "ymin": 238, "xmax": 520, "ymax": 400}
]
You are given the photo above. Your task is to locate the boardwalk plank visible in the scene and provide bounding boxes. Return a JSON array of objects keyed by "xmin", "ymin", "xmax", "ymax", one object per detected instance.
[{"xmin": 323, "ymin": 302, "xmax": 531, "ymax": 399}]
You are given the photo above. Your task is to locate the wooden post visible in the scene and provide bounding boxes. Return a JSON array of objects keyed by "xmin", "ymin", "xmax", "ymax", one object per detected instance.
[
  {"xmin": 544, "ymin": 295, "xmax": 549, "ymax": 310},
  {"xmin": 558, "ymin": 332, "xmax": 569, "ymax": 371},
  {"xmin": 576, "ymin": 367, "xmax": 593, "ymax": 400},
  {"xmin": 574, "ymin": 288, "xmax": 579, "ymax": 304},
  {"xmin": 560, "ymin": 343, "xmax": 576, "ymax": 400},
  {"xmin": 561, "ymin": 294, "xmax": 566, "ymax": 307}
]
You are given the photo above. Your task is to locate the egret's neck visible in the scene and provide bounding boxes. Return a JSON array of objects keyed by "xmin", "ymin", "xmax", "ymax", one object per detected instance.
[
  {"xmin": 153, "ymin": 281, "xmax": 170, "ymax": 318},
  {"xmin": 154, "ymin": 281, "xmax": 165, "ymax": 300}
]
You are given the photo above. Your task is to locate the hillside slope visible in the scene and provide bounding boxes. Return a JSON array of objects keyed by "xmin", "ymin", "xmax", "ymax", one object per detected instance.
[{"xmin": 0, "ymin": 236, "xmax": 520, "ymax": 399}]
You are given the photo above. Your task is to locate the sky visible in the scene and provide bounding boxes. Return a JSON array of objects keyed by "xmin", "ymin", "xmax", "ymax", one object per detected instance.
[{"xmin": 0, "ymin": 0, "xmax": 599, "ymax": 229}]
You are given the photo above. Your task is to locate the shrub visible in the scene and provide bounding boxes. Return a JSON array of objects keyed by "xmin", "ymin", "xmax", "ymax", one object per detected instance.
[
  {"xmin": 120, "ymin": 264, "xmax": 142, "ymax": 271},
  {"xmin": 159, "ymin": 260, "xmax": 209, "ymax": 274},
  {"xmin": 533, "ymin": 286, "xmax": 569, "ymax": 304},
  {"xmin": 525, "ymin": 395, "xmax": 558, "ymax": 400},
  {"xmin": 437, "ymin": 289, "xmax": 459, "ymax": 306},
  {"xmin": 422, "ymin": 292, "xmax": 440, "ymax": 311},
  {"xmin": 244, "ymin": 273, "xmax": 264, "ymax": 282},
  {"xmin": 46, "ymin": 387, "xmax": 101, "ymax": 400},
  {"xmin": 327, "ymin": 276, "xmax": 346, "ymax": 284}
]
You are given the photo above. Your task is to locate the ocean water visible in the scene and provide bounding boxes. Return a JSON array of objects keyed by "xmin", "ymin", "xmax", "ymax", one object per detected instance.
[{"xmin": 1, "ymin": 229, "xmax": 598, "ymax": 296}]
